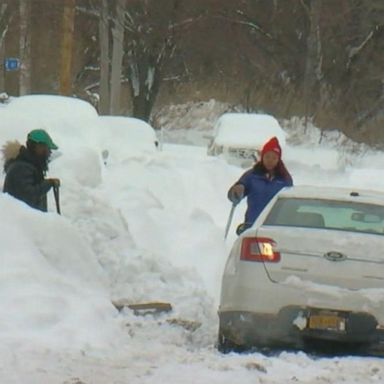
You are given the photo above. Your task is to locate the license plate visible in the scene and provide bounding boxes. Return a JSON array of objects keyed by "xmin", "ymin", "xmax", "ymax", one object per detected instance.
[{"xmin": 308, "ymin": 315, "xmax": 346, "ymax": 331}]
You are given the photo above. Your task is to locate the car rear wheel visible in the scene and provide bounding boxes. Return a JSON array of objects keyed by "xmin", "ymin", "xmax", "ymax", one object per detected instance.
[{"xmin": 217, "ymin": 328, "xmax": 247, "ymax": 353}]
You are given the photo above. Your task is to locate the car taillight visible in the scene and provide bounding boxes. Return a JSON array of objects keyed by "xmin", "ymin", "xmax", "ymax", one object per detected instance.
[{"xmin": 240, "ymin": 237, "xmax": 280, "ymax": 263}]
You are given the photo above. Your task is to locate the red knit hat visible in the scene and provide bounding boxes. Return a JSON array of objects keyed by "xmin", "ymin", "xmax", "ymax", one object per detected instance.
[{"xmin": 261, "ymin": 137, "xmax": 281, "ymax": 159}]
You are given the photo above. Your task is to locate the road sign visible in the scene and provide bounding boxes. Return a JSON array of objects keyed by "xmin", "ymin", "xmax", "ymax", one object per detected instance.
[{"xmin": 4, "ymin": 58, "xmax": 20, "ymax": 72}]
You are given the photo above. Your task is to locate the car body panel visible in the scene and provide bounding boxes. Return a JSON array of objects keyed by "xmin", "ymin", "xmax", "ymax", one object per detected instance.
[{"xmin": 257, "ymin": 226, "xmax": 384, "ymax": 289}]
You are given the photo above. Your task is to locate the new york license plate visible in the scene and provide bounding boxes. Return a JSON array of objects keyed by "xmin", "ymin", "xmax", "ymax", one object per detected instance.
[{"xmin": 308, "ymin": 315, "xmax": 346, "ymax": 331}]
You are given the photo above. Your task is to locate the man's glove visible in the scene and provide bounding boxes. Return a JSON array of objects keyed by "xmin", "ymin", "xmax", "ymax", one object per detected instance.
[
  {"xmin": 228, "ymin": 184, "xmax": 244, "ymax": 205},
  {"xmin": 48, "ymin": 178, "xmax": 61, "ymax": 188}
]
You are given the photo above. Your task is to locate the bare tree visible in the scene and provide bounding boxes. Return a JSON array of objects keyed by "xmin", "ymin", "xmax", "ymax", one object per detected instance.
[
  {"xmin": 122, "ymin": 0, "xmax": 205, "ymax": 122},
  {"xmin": 301, "ymin": 0, "xmax": 323, "ymax": 127},
  {"xmin": 109, "ymin": 0, "xmax": 125, "ymax": 114},
  {"xmin": 47, "ymin": 0, "xmax": 384, "ymax": 142},
  {"xmin": 98, "ymin": 0, "xmax": 110, "ymax": 114},
  {"xmin": 19, "ymin": 0, "xmax": 31, "ymax": 95},
  {"xmin": 59, "ymin": 0, "xmax": 76, "ymax": 96},
  {"xmin": 0, "ymin": 0, "xmax": 13, "ymax": 93}
]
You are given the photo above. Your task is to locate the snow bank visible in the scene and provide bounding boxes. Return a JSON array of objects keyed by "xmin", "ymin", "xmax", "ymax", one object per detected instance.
[
  {"xmin": 2, "ymin": 95, "xmax": 384, "ymax": 382},
  {"xmin": 0, "ymin": 194, "xmax": 121, "ymax": 351},
  {"xmin": 284, "ymin": 146, "xmax": 341, "ymax": 171},
  {"xmin": 99, "ymin": 144, "xmax": 237, "ymax": 305}
]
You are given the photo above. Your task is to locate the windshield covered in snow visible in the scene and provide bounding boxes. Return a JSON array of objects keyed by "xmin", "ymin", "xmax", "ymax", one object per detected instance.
[{"xmin": 264, "ymin": 198, "xmax": 384, "ymax": 236}]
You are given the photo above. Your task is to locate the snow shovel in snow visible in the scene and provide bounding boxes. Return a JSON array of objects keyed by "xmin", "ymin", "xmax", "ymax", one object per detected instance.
[
  {"xmin": 112, "ymin": 299, "xmax": 172, "ymax": 315},
  {"xmin": 53, "ymin": 185, "xmax": 61, "ymax": 215},
  {"xmin": 224, "ymin": 203, "xmax": 236, "ymax": 239}
]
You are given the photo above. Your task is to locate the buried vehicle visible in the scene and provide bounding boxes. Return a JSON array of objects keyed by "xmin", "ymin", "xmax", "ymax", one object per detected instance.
[
  {"xmin": 207, "ymin": 113, "xmax": 286, "ymax": 167},
  {"xmin": 218, "ymin": 186, "xmax": 384, "ymax": 354},
  {"xmin": 98, "ymin": 115, "xmax": 159, "ymax": 163}
]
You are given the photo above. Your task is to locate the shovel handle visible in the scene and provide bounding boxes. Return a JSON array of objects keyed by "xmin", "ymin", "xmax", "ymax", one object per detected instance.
[
  {"xmin": 224, "ymin": 203, "xmax": 236, "ymax": 239},
  {"xmin": 53, "ymin": 185, "xmax": 61, "ymax": 215}
]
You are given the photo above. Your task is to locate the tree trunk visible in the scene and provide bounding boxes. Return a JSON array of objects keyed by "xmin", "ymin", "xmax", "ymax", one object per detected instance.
[
  {"xmin": 0, "ymin": 37, "xmax": 4, "ymax": 93},
  {"xmin": 19, "ymin": 0, "xmax": 31, "ymax": 95},
  {"xmin": 59, "ymin": 0, "xmax": 75, "ymax": 96},
  {"xmin": 128, "ymin": 53, "xmax": 161, "ymax": 122},
  {"xmin": 98, "ymin": 0, "xmax": 110, "ymax": 114},
  {"xmin": 303, "ymin": 0, "xmax": 323, "ymax": 127},
  {"xmin": 0, "ymin": 1, "xmax": 12, "ymax": 94},
  {"xmin": 110, "ymin": 0, "xmax": 125, "ymax": 115}
]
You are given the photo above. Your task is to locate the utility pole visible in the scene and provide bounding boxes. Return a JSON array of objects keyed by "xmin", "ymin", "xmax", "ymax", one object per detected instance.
[{"xmin": 59, "ymin": 0, "xmax": 75, "ymax": 96}]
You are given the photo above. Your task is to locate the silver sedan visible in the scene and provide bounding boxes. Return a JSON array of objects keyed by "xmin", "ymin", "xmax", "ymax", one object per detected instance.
[{"xmin": 218, "ymin": 186, "xmax": 384, "ymax": 354}]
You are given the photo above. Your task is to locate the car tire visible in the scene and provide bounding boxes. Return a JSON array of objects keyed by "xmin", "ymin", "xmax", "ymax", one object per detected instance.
[{"xmin": 217, "ymin": 328, "xmax": 246, "ymax": 354}]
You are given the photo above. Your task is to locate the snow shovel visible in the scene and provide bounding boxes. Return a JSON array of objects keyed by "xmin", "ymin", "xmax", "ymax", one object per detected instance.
[
  {"xmin": 112, "ymin": 299, "xmax": 172, "ymax": 315},
  {"xmin": 53, "ymin": 185, "xmax": 61, "ymax": 215},
  {"xmin": 224, "ymin": 203, "xmax": 236, "ymax": 239}
]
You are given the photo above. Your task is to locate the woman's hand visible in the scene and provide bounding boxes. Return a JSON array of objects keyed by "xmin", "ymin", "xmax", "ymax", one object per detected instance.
[{"xmin": 228, "ymin": 184, "xmax": 245, "ymax": 205}]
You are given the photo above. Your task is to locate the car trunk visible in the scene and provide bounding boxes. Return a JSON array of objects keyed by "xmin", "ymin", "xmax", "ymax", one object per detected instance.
[{"xmin": 256, "ymin": 225, "xmax": 384, "ymax": 290}]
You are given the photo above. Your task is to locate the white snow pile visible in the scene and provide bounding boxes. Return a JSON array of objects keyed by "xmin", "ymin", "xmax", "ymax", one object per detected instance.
[
  {"xmin": 153, "ymin": 99, "xmax": 241, "ymax": 146},
  {"xmin": 1, "ymin": 95, "xmax": 384, "ymax": 383},
  {"xmin": 282, "ymin": 116, "xmax": 372, "ymax": 170},
  {"xmin": 0, "ymin": 194, "xmax": 119, "ymax": 351}
]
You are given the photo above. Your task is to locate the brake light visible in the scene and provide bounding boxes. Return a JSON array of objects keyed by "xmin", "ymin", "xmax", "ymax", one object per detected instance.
[{"xmin": 240, "ymin": 237, "xmax": 281, "ymax": 262}]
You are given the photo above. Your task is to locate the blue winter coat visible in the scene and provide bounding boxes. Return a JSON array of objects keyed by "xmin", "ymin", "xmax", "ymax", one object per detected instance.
[{"xmin": 236, "ymin": 168, "xmax": 293, "ymax": 225}]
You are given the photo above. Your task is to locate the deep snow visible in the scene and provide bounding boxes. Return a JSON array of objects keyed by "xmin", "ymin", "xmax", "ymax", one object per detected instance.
[
  {"xmin": 1, "ymin": 96, "xmax": 384, "ymax": 383},
  {"xmin": 211, "ymin": 113, "xmax": 286, "ymax": 149}
]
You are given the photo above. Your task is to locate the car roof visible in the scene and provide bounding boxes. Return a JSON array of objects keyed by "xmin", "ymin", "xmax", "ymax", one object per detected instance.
[
  {"xmin": 213, "ymin": 113, "xmax": 286, "ymax": 149},
  {"xmin": 278, "ymin": 185, "xmax": 384, "ymax": 205},
  {"xmin": 216, "ymin": 113, "xmax": 280, "ymax": 124}
]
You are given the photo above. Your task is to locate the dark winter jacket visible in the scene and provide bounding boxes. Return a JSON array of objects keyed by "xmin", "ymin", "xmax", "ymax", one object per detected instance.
[
  {"xmin": 231, "ymin": 162, "xmax": 293, "ymax": 226},
  {"xmin": 3, "ymin": 146, "xmax": 52, "ymax": 212}
]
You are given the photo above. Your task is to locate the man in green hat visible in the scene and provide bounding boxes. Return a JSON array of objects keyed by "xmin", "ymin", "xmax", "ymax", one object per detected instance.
[{"xmin": 2, "ymin": 129, "xmax": 60, "ymax": 212}]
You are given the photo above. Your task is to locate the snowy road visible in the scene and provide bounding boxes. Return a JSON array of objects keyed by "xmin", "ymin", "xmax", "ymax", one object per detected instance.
[
  {"xmin": 2, "ymin": 119, "xmax": 384, "ymax": 382},
  {"xmin": 51, "ymin": 144, "xmax": 384, "ymax": 382}
]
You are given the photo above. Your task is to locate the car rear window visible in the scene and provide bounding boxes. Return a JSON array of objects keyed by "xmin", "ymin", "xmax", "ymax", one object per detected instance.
[{"xmin": 264, "ymin": 198, "xmax": 384, "ymax": 236}]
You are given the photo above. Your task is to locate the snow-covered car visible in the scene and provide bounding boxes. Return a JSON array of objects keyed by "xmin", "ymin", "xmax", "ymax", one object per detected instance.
[
  {"xmin": 0, "ymin": 94, "xmax": 100, "ymax": 148},
  {"xmin": 98, "ymin": 116, "xmax": 159, "ymax": 163},
  {"xmin": 218, "ymin": 186, "xmax": 384, "ymax": 355},
  {"xmin": 207, "ymin": 113, "xmax": 286, "ymax": 167}
]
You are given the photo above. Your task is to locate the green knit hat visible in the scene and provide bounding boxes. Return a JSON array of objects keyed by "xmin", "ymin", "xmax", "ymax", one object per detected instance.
[{"xmin": 27, "ymin": 129, "xmax": 58, "ymax": 150}]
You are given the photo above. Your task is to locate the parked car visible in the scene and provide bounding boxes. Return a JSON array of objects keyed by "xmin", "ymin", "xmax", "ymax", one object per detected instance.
[
  {"xmin": 0, "ymin": 94, "xmax": 100, "ymax": 149},
  {"xmin": 207, "ymin": 113, "xmax": 286, "ymax": 167},
  {"xmin": 98, "ymin": 116, "xmax": 159, "ymax": 163},
  {"xmin": 218, "ymin": 185, "xmax": 384, "ymax": 355}
]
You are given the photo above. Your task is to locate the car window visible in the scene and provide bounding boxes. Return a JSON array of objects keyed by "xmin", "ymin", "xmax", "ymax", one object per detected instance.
[{"xmin": 264, "ymin": 198, "xmax": 384, "ymax": 235}]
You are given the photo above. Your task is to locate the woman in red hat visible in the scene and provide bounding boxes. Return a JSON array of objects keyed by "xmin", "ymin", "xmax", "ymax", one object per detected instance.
[{"xmin": 227, "ymin": 136, "xmax": 293, "ymax": 235}]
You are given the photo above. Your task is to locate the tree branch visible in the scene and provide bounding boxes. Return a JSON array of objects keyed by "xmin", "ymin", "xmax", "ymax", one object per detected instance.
[
  {"xmin": 213, "ymin": 12, "xmax": 274, "ymax": 40},
  {"xmin": 346, "ymin": 29, "xmax": 374, "ymax": 70}
]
